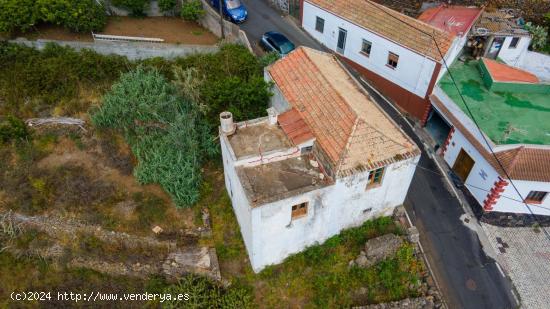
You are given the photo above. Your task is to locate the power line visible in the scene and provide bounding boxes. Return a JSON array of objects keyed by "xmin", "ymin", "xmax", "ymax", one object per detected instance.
[
  {"xmin": 413, "ymin": 162, "xmax": 550, "ymax": 212},
  {"xmin": 365, "ymin": 3, "xmax": 550, "ymax": 239}
]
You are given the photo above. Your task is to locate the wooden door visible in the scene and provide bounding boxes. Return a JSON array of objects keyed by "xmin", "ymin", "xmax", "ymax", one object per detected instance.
[{"xmin": 452, "ymin": 149, "xmax": 475, "ymax": 182}]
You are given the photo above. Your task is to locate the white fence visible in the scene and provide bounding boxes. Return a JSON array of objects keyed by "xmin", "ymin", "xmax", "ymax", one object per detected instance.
[{"xmin": 92, "ymin": 32, "xmax": 164, "ymax": 43}]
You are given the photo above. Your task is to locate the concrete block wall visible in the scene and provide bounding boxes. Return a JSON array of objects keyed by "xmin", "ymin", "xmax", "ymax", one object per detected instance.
[{"xmin": 10, "ymin": 39, "xmax": 219, "ymax": 60}]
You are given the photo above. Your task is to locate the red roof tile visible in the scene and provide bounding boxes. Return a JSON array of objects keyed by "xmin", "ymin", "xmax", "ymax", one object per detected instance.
[
  {"xmin": 268, "ymin": 47, "xmax": 419, "ymax": 177},
  {"xmin": 305, "ymin": 0, "xmax": 454, "ymax": 61},
  {"xmin": 278, "ymin": 108, "xmax": 315, "ymax": 145}
]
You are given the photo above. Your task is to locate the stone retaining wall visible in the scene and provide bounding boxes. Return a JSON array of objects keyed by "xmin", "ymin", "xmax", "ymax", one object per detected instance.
[{"xmin": 10, "ymin": 38, "xmax": 219, "ymax": 60}]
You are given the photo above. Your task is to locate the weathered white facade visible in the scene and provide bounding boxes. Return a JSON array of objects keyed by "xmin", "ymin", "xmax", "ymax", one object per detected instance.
[
  {"xmin": 220, "ymin": 47, "xmax": 420, "ymax": 272},
  {"xmin": 497, "ymin": 35, "xmax": 531, "ymax": 67},
  {"xmin": 220, "ymin": 120, "xmax": 419, "ymax": 271},
  {"xmin": 432, "ymin": 87, "xmax": 550, "ymax": 217},
  {"xmin": 302, "ymin": 1, "xmax": 438, "ymax": 99}
]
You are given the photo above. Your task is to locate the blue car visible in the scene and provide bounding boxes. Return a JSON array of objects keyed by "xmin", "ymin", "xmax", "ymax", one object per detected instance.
[
  {"xmin": 211, "ymin": 0, "xmax": 248, "ymax": 23},
  {"xmin": 260, "ymin": 31, "xmax": 296, "ymax": 56}
]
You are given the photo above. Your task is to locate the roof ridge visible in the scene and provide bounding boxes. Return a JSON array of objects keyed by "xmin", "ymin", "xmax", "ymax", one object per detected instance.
[
  {"xmin": 506, "ymin": 146, "xmax": 525, "ymax": 175},
  {"xmin": 336, "ymin": 118, "xmax": 361, "ymax": 175},
  {"xmin": 301, "ymin": 48, "xmax": 360, "ymax": 120},
  {"xmin": 366, "ymin": 0, "xmax": 449, "ymax": 36}
]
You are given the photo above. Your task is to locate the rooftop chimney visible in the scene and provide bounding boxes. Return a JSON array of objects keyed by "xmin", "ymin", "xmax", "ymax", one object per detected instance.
[
  {"xmin": 220, "ymin": 111, "xmax": 235, "ymax": 135},
  {"xmin": 267, "ymin": 107, "xmax": 278, "ymax": 125}
]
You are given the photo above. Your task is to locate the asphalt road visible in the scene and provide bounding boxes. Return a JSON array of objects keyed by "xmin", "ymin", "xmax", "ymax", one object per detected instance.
[
  {"xmin": 239, "ymin": 1, "xmax": 518, "ymax": 308},
  {"xmin": 239, "ymin": 0, "xmax": 323, "ymax": 54}
]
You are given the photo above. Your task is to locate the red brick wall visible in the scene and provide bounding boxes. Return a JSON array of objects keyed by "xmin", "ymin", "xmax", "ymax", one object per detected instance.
[{"xmin": 340, "ymin": 56, "xmax": 440, "ymax": 120}]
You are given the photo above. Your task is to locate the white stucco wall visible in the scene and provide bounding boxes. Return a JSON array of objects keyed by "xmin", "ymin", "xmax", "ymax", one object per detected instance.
[
  {"xmin": 302, "ymin": 1, "xmax": 437, "ymax": 98},
  {"xmin": 434, "ymin": 90, "xmax": 550, "ymax": 217},
  {"xmin": 496, "ymin": 180, "xmax": 550, "ymax": 216},
  {"xmin": 220, "ymin": 131, "xmax": 255, "ymax": 255},
  {"xmin": 437, "ymin": 35, "xmax": 468, "ymax": 81},
  {"xmin": 519, "ymin": 51, "xmax": 550, "ymax": 83},
  {"xmin": 443, "ymin": 127, "xmax": 500, "ymax": 206},
  {"xmin": 247, "ymin": 156, "xmax": 419, "ymax": 272},
  {"xmin": 498, "ymin": 36, "xmax": 531, "ymax": 67}
]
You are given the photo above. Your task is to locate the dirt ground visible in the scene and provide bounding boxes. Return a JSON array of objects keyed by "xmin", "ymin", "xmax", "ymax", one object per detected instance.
[{"xmin": 13, "ymin": 17, "xmax": 218, "ymax": 45}]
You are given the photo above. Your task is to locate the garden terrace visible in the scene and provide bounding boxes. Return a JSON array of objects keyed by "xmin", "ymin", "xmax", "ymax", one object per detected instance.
[
  {"xmin": 13, "ymin": 17, "xmax": 218, "ymax": 45},
  {"xmin": 438, "ymin": 60, "xmax": 550, "ymax": 145}
]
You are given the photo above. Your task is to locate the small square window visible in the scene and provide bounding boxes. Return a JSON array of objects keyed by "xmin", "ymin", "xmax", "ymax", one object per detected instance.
[
  {"xmin": 301, "ymin": 145, "xmax": 313, "ymax": 155},
  {"xmin": 291, "ymin": 202, "xmax": 308, "ymax": 219},
  {"xmin": 315, "ymin": 17, "xmax": 325, "ymax": 33},
  {"xmin": 509, "ymin": 37, "xmax": 520, "ymax": 48},
  {"xmin": 387, "ymin": 52, "xmax": 399, "ymax": 69},
  {"xmin": 366, "ymin": 167, "xmax": 385, "ymax": 189},
  {"xmin": 361, "ymin": 39, "xmax": 372, "ymax": 57},
  {"xmin": 525, "ymin": 191, "xmax": 548, "ymax": 204}
]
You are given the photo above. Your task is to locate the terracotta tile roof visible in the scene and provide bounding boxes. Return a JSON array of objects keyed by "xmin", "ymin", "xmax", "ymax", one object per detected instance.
[
  {"xmin": 472, "ymin": 10, "xmax": 530, "ymax": 37},
  {"xmin": 268, "ymin": 47, "xmax": 419, "ymax": 177},
  {"xmin": 431, "ymin": 94, "xmax": 550, "ymax": 182},
  {"xmin": 278, "ymin": 108, "xmax": 315, "ymax": 145},
  {"xmin": 305, "ymin": 0, "xmax": 454, "ymax": 61},
  {"xmin": 482, "ymin": 58, "xmax": 539, "ymax": 84},
  {"xmin": 495, "ymin": 147, "xmax": 550, "ymax": 182}
]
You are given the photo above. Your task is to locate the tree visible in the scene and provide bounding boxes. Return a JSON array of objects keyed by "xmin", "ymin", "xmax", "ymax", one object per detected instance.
[
  {"xmin": 158, "ymin": 0, "xmax": 177, "ymax": 14},
  {"xmin": 525, "ymin": 22, "xmax": 549, "ymax": 51},
  {"xmin": 180, "ymin": 0, "xmax": 205, "ymax": 21},
  {"xmin": 111, "ymin": 0, "xmax": 149, "ymax": 17}
]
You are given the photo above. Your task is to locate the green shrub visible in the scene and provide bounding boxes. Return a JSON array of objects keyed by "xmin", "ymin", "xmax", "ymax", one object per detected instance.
[
  {"xmin": 159, "ymin": 0, "xmax": 177, "ymax": 13},
  {"xmin": 0, "ymin": 0, "xmax": 106, "ymax": 34},
  {"xmin": 162, "ymin": 275, "xmax": 254, "ymax": 308},
  {"xmin": 0, "ymin": 43, "xmax": 130, "ymax": 117},
  {"xmin": 175, "ymin": 44, "xmax": 272, "ymax": 128},
  {"xmin": 0, "ymin": 0, "xmax": 38, "ymax": 33},
  {"xmin": 525, "ymin": 22, "xmax": 549, "ymax": 51},
  {"xmin": 92, "ymin": 67, "xmax": 217, "ymax": 207},
  {"xmin": 258, "ymin": 51, "xmax": 280, "ymax": 68},
  {"xmin": 112, "ymin": 0, "xmax": 149, "ymax": 16},
  {"xmin": 0, "ymin": 116, "xmax": 30, "ymax": 143},
  {"xmin": 180, "ymin": 0, "xmax": 205, "ymax": 21}
]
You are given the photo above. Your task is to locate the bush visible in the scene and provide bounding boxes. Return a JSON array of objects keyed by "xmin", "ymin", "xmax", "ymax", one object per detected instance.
[
  {"xmin": 0, "ymin": 116, "xmax": 29, "ymax": 143},
  {"xmin": 258, "ymin": 51, "xmax": 280, "ymax": 68},
  {"xmin": 162, "ymin": 275, "xmax": 254, "ymax": 308},
  {"xmin": 180, "ymin": 0, "xmax": 205, "ymax": 21},
  {"xmin": 159, "ymin": 0, "xmax": 177, "ymax": 13},
  {"xmin": 0, "ymin": 0, "xmax": 38, "ymax": 33},
  {"xmin": 0, "ymin": 43, "xmax": 130, "ymax": 117},
  {"xmin": 92, "ymin": 67, "xmax": 217, "ymax": 207},
  {"xmin": 525, "ymin": 22, "xmax": 549, "ymax": 51},
  {"xmin": 0, "ymin": 0, "xmax": 107, "ymax": 34},
  {"xmin": 175, "ymin": 44, "xmax": 272, "ymax": 128},
  {"xmin": 112, "ymin": 0, "xmax": 149, "ymax": 17}
]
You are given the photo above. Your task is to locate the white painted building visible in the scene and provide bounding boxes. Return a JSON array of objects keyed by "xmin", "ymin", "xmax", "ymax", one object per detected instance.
[
  {"xmin": 301, "ymin": 0, "xmax": 456, "ymax": 121},
  {"xmin": 220, "ymin": 47, "xmax": 420, "ymax": 272},
  {"xmin": 430, "ymin": 87, "xmax": 550, "ymax": 218}
]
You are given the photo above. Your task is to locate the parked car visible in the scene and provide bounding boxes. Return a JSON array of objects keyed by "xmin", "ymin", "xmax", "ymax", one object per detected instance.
[
  {"xmin": 210, "ymin": 0, "xmax": 248, "ymax": 23},
  {"xmin": 260, "ymin": 32, "xmax": 296, "ymax": 56}
]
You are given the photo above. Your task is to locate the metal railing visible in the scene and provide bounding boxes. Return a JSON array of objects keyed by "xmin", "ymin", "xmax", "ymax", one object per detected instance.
[{"xmin": 92, "ymin": 32, "xmax": 164, "ymax": 43}]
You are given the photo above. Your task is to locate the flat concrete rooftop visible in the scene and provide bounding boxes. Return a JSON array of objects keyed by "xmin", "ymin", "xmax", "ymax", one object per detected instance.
[
  {"xmin": 236, "ymin": 156, "xmax": 330, "ymax": 206},
  {"xmin": 228, "ymin": 121, "xmax": 292, "ymax": 159},
  {"xmin": 439, "ymin": 60, "xmax": 550, "ymax": 145}
]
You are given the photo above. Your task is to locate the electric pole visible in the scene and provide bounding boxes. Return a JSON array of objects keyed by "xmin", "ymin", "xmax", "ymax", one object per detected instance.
[{"xmin": 218, "ymin": 0, "xmax": 225, "ymax": 39}]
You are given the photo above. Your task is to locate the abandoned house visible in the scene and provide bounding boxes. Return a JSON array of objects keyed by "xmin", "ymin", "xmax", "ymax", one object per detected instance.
[{"xmin": 219, "ymin": 47, "xmax": 420, "ymax": 272}]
